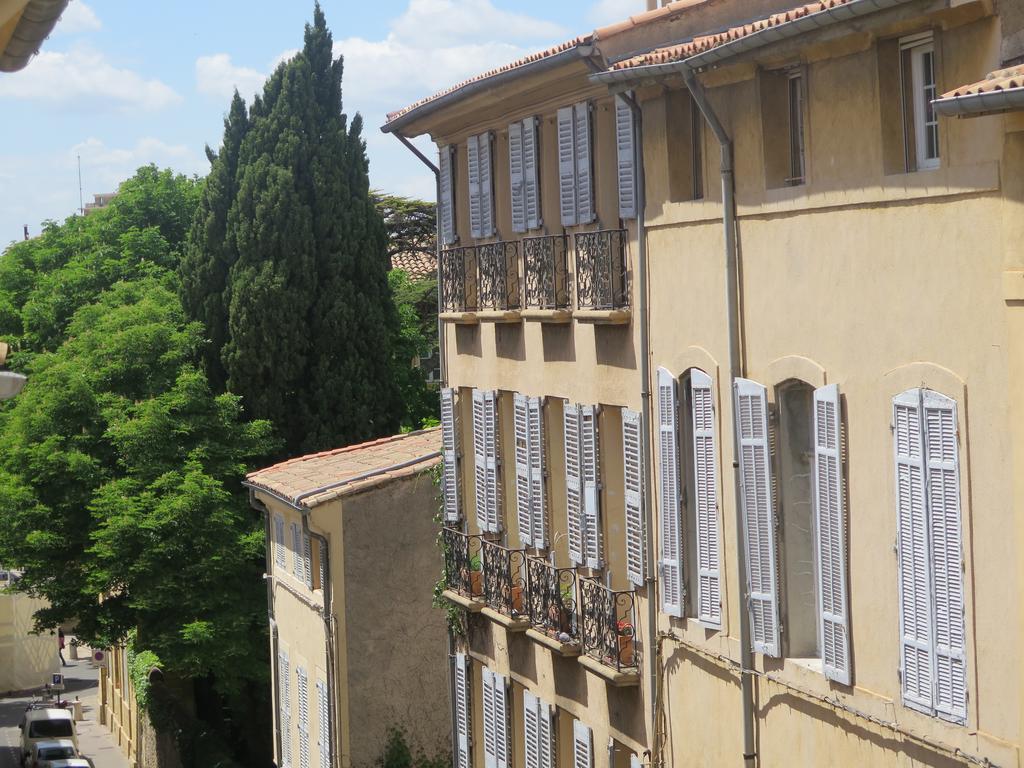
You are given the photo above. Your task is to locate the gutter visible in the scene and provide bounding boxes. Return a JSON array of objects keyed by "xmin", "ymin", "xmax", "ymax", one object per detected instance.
[
  {"xmin": 0, "ymin": 0, "xmax": 68, "ymax": 73},
  {"xmin": 932, "ymin": 87, "xmax": 1024, "ymax": 117}
]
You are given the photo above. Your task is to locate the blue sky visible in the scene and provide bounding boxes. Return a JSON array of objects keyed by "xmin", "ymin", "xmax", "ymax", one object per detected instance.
[{"xmin": 0, "ymin": 0, "xmax": 640, "ymax": 247}]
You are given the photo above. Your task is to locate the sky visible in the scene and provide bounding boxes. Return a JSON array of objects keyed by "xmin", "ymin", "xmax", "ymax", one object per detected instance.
[{"xmin": 0, "ymin": 0, "xmax": 643, "ymax": 248}]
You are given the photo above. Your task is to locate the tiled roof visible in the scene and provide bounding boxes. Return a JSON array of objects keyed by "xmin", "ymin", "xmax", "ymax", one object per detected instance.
[
  {"xmin": 384, "ymin": 35, "xmax": 591, "ymax": 125},
  {"xmin": 390, "ymin": 251, "xmax": 437, "ymax": 281},
  {"xmin": 610, "ymin": 0, "xmax": 864, "ymax": 71},
  {"xmin": 247, "ymin": 428, "xmax": 441, "ymax": 508},
  {"xmin": 938, "ymin": 64, "xmax": 1024, "ymax": 100}
]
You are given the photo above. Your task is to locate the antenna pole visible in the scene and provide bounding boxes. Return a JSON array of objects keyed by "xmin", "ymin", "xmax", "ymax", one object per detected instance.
[{"xmin": 77, "ymin": 155, "xmax": 84, "ymax": 215}]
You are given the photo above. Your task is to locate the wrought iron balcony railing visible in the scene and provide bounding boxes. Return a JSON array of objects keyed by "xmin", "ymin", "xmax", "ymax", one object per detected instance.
[
  {"xmin": 522, "ymin": 234, "xmax": 569, "ymax": 310},
  {"xmin": 573, "ymin": 229, "xmax": 629, "ymax": 311},
  {"xmin": 476, "ymin": 241, "xmax": 521, "ymax": 312},
  {"xmin": 525, "ymin": 556, "xmax": 579, "ymax": 644},
  {"xmin": 440, "ymin": 246, "xmax": 478, "ymax": 313},
  {"xmin": 579, "ymin": 578, "xmax": 639, "ymax": 673},
  {"xmin": 480, "ymin": 538, "xmax": 527, "ymax": 618},
  {"xmin": 441, "ymin": 527, "xmax": 484, "ymax": 600}
]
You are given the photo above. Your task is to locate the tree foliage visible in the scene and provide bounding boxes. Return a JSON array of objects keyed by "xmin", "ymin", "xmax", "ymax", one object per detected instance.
[{"xmin": 375, "ymin": 193, "xmax": 436, "ymax": 261}]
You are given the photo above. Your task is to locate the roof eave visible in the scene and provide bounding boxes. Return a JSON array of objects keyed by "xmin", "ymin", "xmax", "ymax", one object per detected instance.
[
  {"xmin": 933, "ymin": 87, "xmax": 1024, "ymax": 118},
  {"xmin": 0, "ymin": 0, "xmax": 68, "ymax": 73},
  {"xmin": 382, "ymin": 44, "xmax": 594, "ymax": 137}
]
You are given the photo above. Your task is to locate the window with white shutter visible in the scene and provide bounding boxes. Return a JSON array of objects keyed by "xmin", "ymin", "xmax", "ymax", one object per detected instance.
[
  {"xmin": 455, "ymin": 653, "xmax": 471, "ymax": 768},
  {"xmin": 274, "ymin": 515, "xmax": 286, "ymax": 569},
  {"xmin": 812, "ymin": 384, "xmax": 851, "ymax": 684},
  {"xmin": 441, "ymin": 388, "xmax": 461, "ymax": 522},
  {"xmin": 523, "ymin": 690, "xmax": 555, "ymax": 768},
  {"xmin": 658, "ymin": 368, "xmax": 683, "ymax": 617},
  {"xmin": 509, "ymin": 118, "xmax": 542, "ymax": 234},
  {"xmin": 622, "ymin": 409, "xmax": 645, "ymax": 586},
  {"xmin": 482, "ymin": 668, "xmax": 509, "ymax": 768},
  {"xmin": 734, "ymin": 378, "xmax": 780, "ymax": 657},
  {"xmin": 690, "ymin": 369, "xmax": 721, "ymax": 627},
  {"xmin": 316, "ymin": 678, "xmax": 330, "ymax": 768},
  {"xmin": 564, "ymin": 402, "xmax": 583, "ymax": 564},
  {"xmin": 297, "ymin": 667, "xmax": 310, "ymax": 768},
  {"xmin": 573, "ymin": 102, "xmax": 594, "ymax": 226},
  {"xmin": 615, "ymin": 94, "xmax": 636, "ymax": 220},
  {"xmin": 279, "ymin": 651, "xmax": 292, "ymax": 768},
  {"xmin": 291, "ymin": 522, "xmax": 302, "ymax": 577},
  {"xmin": 439, "ymin": 145, "xmax": 456, "ymax": 245},
  {"xmin": 565, "ymin": 402, "xmax": 602, "ymax": 568},
  {"xmin": 514, "ymin": 394, "xmax": 547, "ymax": 548},
  {"xmin": 572, "ymin": 720, "xmax": 593, "ymax": 768},
  {"xmin": 303, "ymin": 533, "xmax": 313, "ymax": 590},
  {"xmin": 522, "ymin": 117, "xmax": 540, "ymax": 230},
  {"xmin": 557, "ymin": 107, "xmax": 577, "ymax": 227},
  {"xmin": 318, "ymin": 540, "xmax": 327, "ymax": 593},
  {"xmin": 468, "ymin": 133, "xmax": 495, "ymax": 239},
  {"xmin": 894, "ymin": 388, "xmax": 966, "ymax": 724},
  {"xmin": 473, "ymin": 389, "xmax": 502, "ymax": 533}
]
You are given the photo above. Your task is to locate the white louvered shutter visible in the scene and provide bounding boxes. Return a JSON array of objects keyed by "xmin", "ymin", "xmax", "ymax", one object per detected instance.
[
  {"xmin": 734, "ymin": 378, "xmax": 780, "ymax": 657},
  {"xmin": 494, "ymin": 672, "xmax": 508, "ymax": 768},
  {"xmin": 813, "ymin": 384, "xmax": 851, "ymax": 684},
  {"xmin": 473, "ymin": 389, "xmax": 501, "ymax": 533},
  {"xmin": 316, "ymin": 678, "xmax": 330, "ymax": 768},
  {"xmin": 658, "ymin": 368, "xmax": 683, "ymax": 617},
  {"xmin": 894, "ymin": 390, "xmax": 933, "ymax": 713},
  {"xmin": 631, "ymin": 755, "xmax": 642, "ymax": 768},
  {"xmin": 564, "ymin": 402, "xmax": 583, "ymax": 565},
  {"xmin": 923, "ymin": 390, "xmax": 967, "ymax": 723},
  {"xmin": 478, "ymin": 132, "xmax": 495, "ymax": 238},
  {"xmin": 538, "ymin": 701, "xmax": 554, "ymax": 768},
  {"xmin": 318, "ymin": 541, "xmax": 326, "ymax": 592},
  {"xmin": 528, "ymin": 396, "xmax": 548, "ymax": 548},
  {"xmin": 482, "ymin": 668, "xmax": 497, "ymax": 768},
  {"xmin": 280, "ymin": 651, "xmax": 292, "ymax": 768},
  {"xmin": 622, "ymin": 408, "xmax": 646, "ymax": 586},
  {"xmin": 580, "ymin": 405, "xmax": 603, "ymax": 569},
  {"xmin": 515, "ymin": 393, "xmax": 533, "ymax": 546},
  {"xmin": 485, "ymin": 390, "xmax": 501, "ymax": 532},
  {"xmin": 573, "ymin": 102, "xmax": 595, "ymax": 225},
  {"xmin": 455, "ymin": 653, "xmax": 470, "ymax": 768},
  {"xmin": 573, "ymin": 720, "xmax": 593, "ymax": 768},
  {"xmin": 441, "ymin": 388, "xmax": 461, "ymax": 522},
  {"xmin": 557, "ymin": 107, "xmax": 577, "ymax": 226},
  {"xmin": 303, "ymin": 534, "xmax": 313, "ymax": 589},
  {"xmin": 523, "ymin": 690, "xmax": 540, "ymax": 768},
  {"xmin": 509, "ymin": 122, "xmax": 525, "ymax": 234},
  {"xmin": 291, "ymin": 523, "xmax": 302, "ymax": 577},
  {"xmin": 439, "ymin": 145, "xmax": 455, "ymax": 245},
  {"xmin": 297, "ymin": 667, "xmax": 310, "ymax": 768},
  {"xmin": 523, "ymin": 117, "xmax": 541, "ymax": 230},
  {"xmin": 468, "ymin": 135, "xmax": 482, "ymax": 239},
  {"xmin": 691, "ymin": 369, "xmax": 721, "ymax": 627},
  {"xmin": 615, "ymin": 94, "xmax": 636, "ymax": 220},
  {"xmin": 275, "ymin": 515, "xmax": 286, "ymax": 569}
]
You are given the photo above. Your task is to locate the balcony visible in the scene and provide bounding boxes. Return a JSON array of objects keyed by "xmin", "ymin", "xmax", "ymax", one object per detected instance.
[
  {"xmin": 439, "ymin": 246, "xmax": 478, "ymax": 322},
  {"xmin": 524, "ymin": 556, "xmax": 580, "ymax": 655},
  {"xmin": 521, "ymin": 234, "xmax": 571, "ymax": 323},
  {"xmin": 475, "ymin": 241, "xmax": 521, "ymax": 322},
  {"xmin": 440, "ymin": 527, "xmax": 485, "ymax": 611},
  {"xmin": 579, "ymin": 578, "xmax": 640, "ymax": 685},
  {"xmin": 480, "ymin": 538, "xmax": 530, "ymax": 630},
  {"xmin": 573, "ymin": 229, "xmax": 630, "ymax": 324}
]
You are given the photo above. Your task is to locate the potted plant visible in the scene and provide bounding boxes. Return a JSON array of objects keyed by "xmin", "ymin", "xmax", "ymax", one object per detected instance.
[
  {"xmin": 460, "ymin": 554, "xmax": 483, "ymax": 597},
  {"xmin": 617, "ymin": 619, "xmax": 634, "ymax": 666}
]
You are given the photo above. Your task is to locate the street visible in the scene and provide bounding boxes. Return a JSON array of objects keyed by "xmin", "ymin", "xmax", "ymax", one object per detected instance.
[{"xmin": 0, "ymin": 656, "xmax": 128, "ymax": 768}]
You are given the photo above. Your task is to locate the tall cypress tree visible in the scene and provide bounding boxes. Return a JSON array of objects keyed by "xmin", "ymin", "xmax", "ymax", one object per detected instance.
[{"xmin": 199, "ymin": 4, "xmax": 401, "ymax": 455}]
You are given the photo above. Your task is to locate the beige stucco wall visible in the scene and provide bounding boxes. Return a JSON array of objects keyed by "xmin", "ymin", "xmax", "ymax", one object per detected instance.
[{"xmin": 0, "ymin": 592, "xmax": 56, "ymax": 693}]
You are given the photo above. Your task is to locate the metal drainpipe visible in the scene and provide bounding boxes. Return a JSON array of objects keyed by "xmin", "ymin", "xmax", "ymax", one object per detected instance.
[
  {"xmin": 618, "ymin": 88, "xmax": 658, "ymax": 766},
  {"xmin": 391, "ymin": 132, "xmax": 460, "ymax": 768},
  {"xmin": 680, "ymin": 67, "xmax": 755, "ymax": 768}
]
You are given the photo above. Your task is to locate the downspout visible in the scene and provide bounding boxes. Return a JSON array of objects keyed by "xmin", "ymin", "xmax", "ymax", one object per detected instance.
[
  {"xmin": 618, "ymin": 89, "xmax": 658, "ymax": 765},
  {"xmin": 680, "ymin": 67, "xmax": 755, "ymax": 768}
]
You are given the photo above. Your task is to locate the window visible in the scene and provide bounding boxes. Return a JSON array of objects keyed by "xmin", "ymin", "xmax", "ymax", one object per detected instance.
[
  {"xmin": 291, "ymin": 522, "xmax": 302, "ymax": 577},
  {"xmin": 514, "ymin": 393, "xmax": 547, "ymax": 548},
  {"xmin": 274, "ymin": 515, "xmax": 286, "ymax": 569},
  {"xmin": 316, "ymin": 678, "xmax": 330, "ymax": 768},
  {"xmin": 279, "ymin": 650, "xmax": 292, "ymax": 768},
  {"xmin": 615, "ymin": 94, "xmax": 637, "ymax": 220},
  {"xmin": 467, "ymin": 132, "xmax": 495, "ymax": 239},
  {"xmin": 297, "ymin": 667, "xmax": 310, "ymax": 768},
  {"xmin": 303, "ymin": 533, "xmax": 313, "ymax": 589},
  {"xmin": 523, "ymin": 691, "xmax": 555, "ymax": 768},
  {"xmin": 509, "ymin": 117, "xmax": 541, "ymax": 233},
  {"xmin": 787, "ymin": 72, "xmax": 806, "ymax": 185},
  {"xmin": 564, "ymin": 402, "xmax": 602, "ymax": 568},
  {"xmin": 454, "ymin": 653, "xmax": 471, "ymax": 768},
  {"xmin": 901, "ymin": 34, "xmax": 939, "ymax": 171},
  {"xmin": 622, "ymin": 408, "xmax": 646, "ymax": 586},
  {"xmin": 557, "ymin": 102, "xmax": 595, "ymax": 227},
  {"xmin": 734, "ymin": 378, "xmax": 851, "ymax": 682},
  {"xmin": 472, "ymin": 389, "xmax": 502, "ymax": 533},
  {"xmin": 893, "ymin": 388, "xmax": 966, "ymax": 723},
  {"xmin": 441, "ymin": 388, "xmax": 461, "ymax": 523},
  {"xmin": 666, "ymin": 89, "xmax": 704, "ymax": 202},
  {"xmin": 481, "ymin": 667, "xmax": 509, "ymax": 768},
  {"xmin": 760, "ymin": 67, "xmax": 807, "ymax": 188},
  {"xmin": 439, "ymin": 145, "xmax": 456, "ymax": 244},
  {"xmin": 573, "ymin": 720, "xmax": 593, "ymax": 768}
]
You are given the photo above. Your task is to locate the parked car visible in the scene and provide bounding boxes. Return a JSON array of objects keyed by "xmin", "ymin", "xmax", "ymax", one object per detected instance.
[
  {"xmin": 18, "ymin": 709, "xmax": 78, "ymax": 766},
  {"xmin": 46, "ymin": 762, "xmax": 90, "ymax": 768},
  {"xmin": 27, "ymin": 738, "xmax": 77, "ymax": 767}
]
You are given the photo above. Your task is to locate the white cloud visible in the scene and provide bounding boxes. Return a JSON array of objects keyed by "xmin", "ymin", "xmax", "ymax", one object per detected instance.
[
  {"xmin": 57, "ymin": 1, "xmax": 101, "ymax": 34},
  {"xmin": 587, "ymin": 0, "xmax": 645, "ymax": 27},
  {"xmin": 195, "ymin": 53, "xmax": 267, "ymax": 102},
  {"xmin": 0, "ymin": 48, "xmax": 180, "ymax": 111},
  {"xmin": 390, "ymin": 0, "xmax": 566, "ymax": 47},
  {"xmin": 69, "ymin": 137, "xmax": 204, "ymax": 177}
]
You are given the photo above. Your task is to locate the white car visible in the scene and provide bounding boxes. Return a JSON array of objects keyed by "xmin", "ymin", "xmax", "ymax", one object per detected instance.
[
  {"xmin": 18, "ymin": 709, "xmax": 78, "ymax": 766},
  {"xmin": 44, "ymin": 762, "xmax": 90, "ymax": 768},
  {"xmin": 27, "ymin": 738, "xmax": 78, "ymax": 767}
]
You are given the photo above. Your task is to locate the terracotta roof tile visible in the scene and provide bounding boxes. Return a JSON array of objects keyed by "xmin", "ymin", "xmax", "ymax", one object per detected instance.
[
  {"xmin": 246, "ymin": 428, "xmax": 441, "ymax": 508},
  {"xmin": 390, "ymin": 251, "xmax": 437, "ymax": 280},
  {"xmin": 610, "ymin": 0, "xmax": 862, "ymax": 71},
  {"xmin": 938, "ymin": 64, "xmax": 1024, "ymax": 100}
]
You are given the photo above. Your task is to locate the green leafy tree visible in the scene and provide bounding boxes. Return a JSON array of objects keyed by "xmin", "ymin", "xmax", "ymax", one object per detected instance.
[{"xmin": 375, "ymin": 193, "xmax": 436, "ymax": 262}]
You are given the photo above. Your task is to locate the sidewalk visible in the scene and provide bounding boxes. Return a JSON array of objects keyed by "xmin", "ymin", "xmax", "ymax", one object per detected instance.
[{"xmin": 68, "ymin": 659, "xmax": 128, "ymax": 768}]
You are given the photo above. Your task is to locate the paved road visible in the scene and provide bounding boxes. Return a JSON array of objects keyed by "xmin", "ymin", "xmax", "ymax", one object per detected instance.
[{"xmin": 0, "ymin": 658, "xmax": 127, "ymax": 768}]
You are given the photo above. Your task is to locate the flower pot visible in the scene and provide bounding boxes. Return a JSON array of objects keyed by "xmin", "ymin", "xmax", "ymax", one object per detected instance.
[
  {"xmin": 511, "ymin": 586, "xmax": 523, "ymax": 613},
  {"xmin": 460, "ymin": 568, "xmax": 483, "ymax": 596},
  {"xmin": 618, "ymin": 635, "xmax": 634, "ymax": 667}
]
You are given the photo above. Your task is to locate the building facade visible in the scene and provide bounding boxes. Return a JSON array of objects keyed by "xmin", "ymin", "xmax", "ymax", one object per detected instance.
[
  {"xmin": 247, "ymin": 429, "xmax": 450, "ymax": 768},
  {"xmin": 383, "ymin": 0, "xmax": 1024, "ymax": 766}
]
